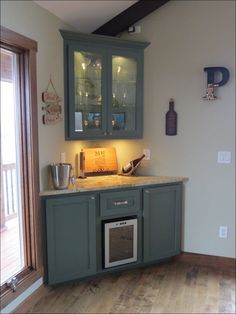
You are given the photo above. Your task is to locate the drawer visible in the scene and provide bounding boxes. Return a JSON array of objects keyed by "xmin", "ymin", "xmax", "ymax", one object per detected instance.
[{"xmin": 100, "ymin": 189, "xmax": 141, "ymax": 217}]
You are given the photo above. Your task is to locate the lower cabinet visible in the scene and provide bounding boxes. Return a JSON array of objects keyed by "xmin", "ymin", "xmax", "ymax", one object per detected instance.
[
  {"xmin": 43, "ymin": 183, "xmax": 183, "ymax": 285},
  {"xmin": 143, "ymin": 185, "xmax": 182, "ymax": 263},
  {"xmin": 45, "ymin": 194, "xmax": 96, "ymax": 285}
]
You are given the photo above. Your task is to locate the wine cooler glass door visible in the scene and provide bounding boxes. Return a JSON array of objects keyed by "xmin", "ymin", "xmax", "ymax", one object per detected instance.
[{"xmin": 104, "ymin": 217, "xmax": 137, "ymax": 268}]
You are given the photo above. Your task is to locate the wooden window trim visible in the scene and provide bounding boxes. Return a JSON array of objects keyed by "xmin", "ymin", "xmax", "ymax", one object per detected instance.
[
  {"xmin": 0, "ymin": 26, "xmax": 37, "ymax": 52},
  {"xmin": 0, "ymin": 26, "xmax": 42, "ymax": 309}
]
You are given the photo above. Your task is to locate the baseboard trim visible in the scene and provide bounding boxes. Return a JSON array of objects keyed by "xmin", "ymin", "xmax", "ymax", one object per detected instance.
[
  {"xmin": 1, "ymin": 278, "xmax": 43, "ymax": 314},
  {"xmin": 176, "ymin": 251, "xmax": 236, "ymax": 272},
  {"xmin": 12, "ymin": 283, "xmax": 51, "ymax": 314}
]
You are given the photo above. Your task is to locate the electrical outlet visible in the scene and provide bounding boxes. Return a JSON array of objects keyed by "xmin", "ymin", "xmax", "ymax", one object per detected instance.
[
  {"xmin": 143, "ymin": 149, "xmax": 151, "ymax": 160},
  {"xmin": 217, "ymin": 151, "xmax": 231, "ymax": 163},
  {"xmin": 219, "ymin": 226, "xmax": 228, "ymax": 238},
  {"xmin": 60, "ymin": 152, "xmax": 66, "ymax": 163}
]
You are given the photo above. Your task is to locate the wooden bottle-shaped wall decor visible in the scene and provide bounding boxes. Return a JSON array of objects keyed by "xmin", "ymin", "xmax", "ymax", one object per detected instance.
[{"xmin": 165, "ymin": 98, "xmax": 177, "ymax": 136}]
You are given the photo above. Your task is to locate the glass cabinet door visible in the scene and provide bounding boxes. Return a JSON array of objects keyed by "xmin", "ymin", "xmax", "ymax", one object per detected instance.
[
  {"xmin": 110, "ymin": 54, "xmax": 139, "ymax": 136},
  {"xmin": 69, "ymin": 48, "xmax": 106, "ymax": 137}
]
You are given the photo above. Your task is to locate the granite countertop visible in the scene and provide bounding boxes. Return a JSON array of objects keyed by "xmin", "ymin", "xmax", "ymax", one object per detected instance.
[{"xmin": 40, "ymin": 175, "xmax": 188, "ymax": 197}]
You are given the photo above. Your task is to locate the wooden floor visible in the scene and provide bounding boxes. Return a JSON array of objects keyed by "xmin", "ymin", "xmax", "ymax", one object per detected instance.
[{"xmin": 16, "ymin": 254, "xmax": 235, "ymax": 314}]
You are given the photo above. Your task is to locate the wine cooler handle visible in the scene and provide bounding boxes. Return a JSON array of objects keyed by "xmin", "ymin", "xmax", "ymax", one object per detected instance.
[{"xmin": 113, "ymin": 200, "xmax": 128, "ymax": 206}]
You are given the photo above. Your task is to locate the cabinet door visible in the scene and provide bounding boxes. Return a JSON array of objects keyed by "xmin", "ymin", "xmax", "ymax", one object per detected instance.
[
  {"xmin": 143, "ymin": 185, "xmax": 182, "ymax": 263},
  {"xmin": 66, "ymin": 45, "xmax": 107, "ymax": 139},
  {"xmin": 45, "ymin": 195, "xmax": 96, "ymax": 285},
  {"xmin": 107, "ymin": 49, "xmax": 143, "ymax": 138}
]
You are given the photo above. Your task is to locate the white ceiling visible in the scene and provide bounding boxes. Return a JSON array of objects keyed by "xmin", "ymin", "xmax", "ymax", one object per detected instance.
[{"xmin": 34, "ymin": 1, "xmax": 137, "ymax": 33}]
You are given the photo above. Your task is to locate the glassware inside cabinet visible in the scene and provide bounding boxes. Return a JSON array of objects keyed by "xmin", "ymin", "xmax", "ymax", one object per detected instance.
[
  {"xmin": 112, "ymin": 56, "xmax": 137, "ymax": 131},
  {"xmin": 74, "ymin": 51, "xmax": 103, "ymax": 132}
]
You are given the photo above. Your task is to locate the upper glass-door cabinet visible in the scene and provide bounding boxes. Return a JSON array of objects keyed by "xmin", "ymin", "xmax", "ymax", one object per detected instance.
[{"xmin": 60, "ymin": 30, "xmax": 149, "ymax": 140}]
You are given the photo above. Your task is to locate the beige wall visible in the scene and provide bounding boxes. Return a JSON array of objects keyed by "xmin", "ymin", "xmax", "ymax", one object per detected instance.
[
  {"xmin": 1, "ymin": 0, "xmax": 235, "ymax": 258},
  {"xmin": 1, "ymin": 0, "xmax": 76, "ymax": 189},
  {"xmin": 120, "ymin": 0, "xmax": 235, "ymax": 258}
]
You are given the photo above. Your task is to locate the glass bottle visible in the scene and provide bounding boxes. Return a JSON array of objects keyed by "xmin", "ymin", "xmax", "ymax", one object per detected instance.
[
  {"xmin": 122, "ymin": 154, "xmax": 145, "ymax": 174},
  {"xmin": 165, "ymin": 98, "xmax": 177, "ymax": 136}
]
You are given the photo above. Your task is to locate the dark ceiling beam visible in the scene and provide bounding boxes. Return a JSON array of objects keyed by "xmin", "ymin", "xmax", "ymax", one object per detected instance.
[{"xmin": 92, "ymin": 0, "xmax": 170, "ymax": 36}]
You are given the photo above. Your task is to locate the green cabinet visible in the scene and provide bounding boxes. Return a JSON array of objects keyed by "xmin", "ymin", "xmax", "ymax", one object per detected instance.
[
  {"xmin": 43, "ymin": 182, "xmax": 183, "ymax": 285},
  {"xmin": 143, "ymin": 184, "xmax": 182, "ymax": 263},
  {"xmin": 60, "ymin": 30, "xmax": 149, "ymax": 140},
  {"xmin": 45, "ymin": 194, "xmax": 96, "ymax": 285}
]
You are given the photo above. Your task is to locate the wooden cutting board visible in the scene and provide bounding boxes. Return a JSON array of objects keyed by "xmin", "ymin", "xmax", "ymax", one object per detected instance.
[{"xmin": 82, "ymin": 147, "xmax": 118, "ymax": 176}]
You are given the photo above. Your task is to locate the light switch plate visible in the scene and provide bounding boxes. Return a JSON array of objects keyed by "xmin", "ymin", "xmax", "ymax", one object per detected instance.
[
  {"xmin": 219, "ymin": 226, "xmax": 228, "ymax": 238},
  {"xmin": 143, "ymin": 149, "xmax": 151, "ymax": 160},
  {"xmin": 217, "ymin": 151, "xmax": 231, "ymax": 164}
]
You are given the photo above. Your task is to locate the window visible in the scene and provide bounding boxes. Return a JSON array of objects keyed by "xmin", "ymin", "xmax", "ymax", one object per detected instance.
[
  {"xmin": 0, "ymin": 26, "xmax": 41, "ymax": 309},
  {"xmin": 1, "ymin": 48, "xmax": 25, "ymax": 285}
]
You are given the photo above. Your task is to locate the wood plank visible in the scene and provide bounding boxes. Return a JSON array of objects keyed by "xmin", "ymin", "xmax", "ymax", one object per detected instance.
[{"xmin": 93, "ymin": 0, "xmax": 170, "ymax": 36}]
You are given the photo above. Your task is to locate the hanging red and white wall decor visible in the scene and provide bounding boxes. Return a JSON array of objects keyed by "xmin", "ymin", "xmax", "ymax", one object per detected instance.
[{"xmin": 42, "ymin": 77, "xmax": 62, "ymax": 124}]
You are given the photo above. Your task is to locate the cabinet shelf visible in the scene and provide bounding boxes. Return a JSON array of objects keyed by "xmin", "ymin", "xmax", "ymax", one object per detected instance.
[
  {"xmin": 75, "ymin": 104, "xmax": 136, "ymax": 111},
  {"xmin": 112, "ymin": 80, "xmax": 136, "ymax": 84},
  {"xmin": 75, "ymin": 77, "xmax": 102, "ymax": 81},
  {"xmin": 75, "ymin": 78, "xmax": 136, "ymax": 84}
]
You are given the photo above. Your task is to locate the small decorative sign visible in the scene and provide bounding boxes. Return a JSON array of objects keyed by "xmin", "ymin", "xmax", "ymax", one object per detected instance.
[
  {"xmin": 203, "ymin": 67, "xmax": 230, "ymax": 101},
  {"xmin": 81, "ymin": 147, "xmax": 118, "ymax": 176},
  {"xmin": 43, "ymin": 114, "xmax": 62, "ymax": 125},
  {"xmin": 42, "ymin": 77, "xmax": 62, "ymax": 124}
]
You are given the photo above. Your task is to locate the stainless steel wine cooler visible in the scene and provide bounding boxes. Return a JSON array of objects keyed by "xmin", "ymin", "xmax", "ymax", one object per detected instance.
[{"xmin": 103, "ymin": 216, "xmax": 137, "ymax": 268}]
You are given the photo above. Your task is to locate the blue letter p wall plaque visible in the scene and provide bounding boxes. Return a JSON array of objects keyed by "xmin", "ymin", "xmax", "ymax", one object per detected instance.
[{"xmin": 203, "ymin": 66, "xmax": 230, "ymax": 100}]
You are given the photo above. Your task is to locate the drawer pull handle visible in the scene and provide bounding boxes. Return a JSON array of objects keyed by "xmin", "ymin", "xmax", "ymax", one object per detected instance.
[{"xmin": 113, "ymin": 200, "xmax": 128, "ymax": 206}]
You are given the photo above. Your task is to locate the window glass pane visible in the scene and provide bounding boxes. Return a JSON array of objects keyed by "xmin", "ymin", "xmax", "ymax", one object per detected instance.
[{"xmin": 0, "ymin": 48, "xmax": 25, "ymax": 284}]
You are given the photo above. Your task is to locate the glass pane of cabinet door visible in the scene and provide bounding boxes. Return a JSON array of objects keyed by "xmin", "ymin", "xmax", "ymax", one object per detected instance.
[
  {"xmin": 69, "ymin": 48, "xmax": 106, "ymax": 137},
  {"xmin": 110, "ymin": 54, "xmax": 139, "ymax": 136}
]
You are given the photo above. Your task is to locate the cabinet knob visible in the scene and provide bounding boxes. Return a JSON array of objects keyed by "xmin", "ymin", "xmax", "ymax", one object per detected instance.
[
  {"xmin": 108, "ymin": 132, "xmax": 112, "ymax": 135},
  {"xmin": 90, "ymin": 196, "xmax": 95, "ymax": 200},
  {"xmin": 103, "ymin": 132, "xmax": 107, "ymax": 135},
  {"xmin": 145, "ymin": 190, "xmax": 150, "ymax": 194}
]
